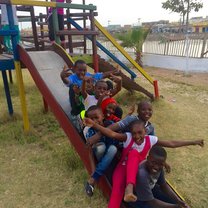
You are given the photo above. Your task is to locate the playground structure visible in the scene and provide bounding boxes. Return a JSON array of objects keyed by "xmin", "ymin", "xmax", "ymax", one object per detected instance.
[{"xmin": 0, "ymin": 0, "xmax": 184, "ymax": 206}]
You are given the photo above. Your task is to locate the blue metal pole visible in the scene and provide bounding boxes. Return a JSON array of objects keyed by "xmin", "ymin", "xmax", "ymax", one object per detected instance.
[
  {"xmin": 68, "ymin": 18, "xmax": 137, "ymax": 79},
  {"xmin": 1, "ymin": 70, "xmax": 13, "ymax": 115}
]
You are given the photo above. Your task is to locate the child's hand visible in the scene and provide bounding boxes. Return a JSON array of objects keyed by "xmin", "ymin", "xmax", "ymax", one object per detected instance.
[
  {"xmin": 176, "ymin": 200, "xmax": 190, "ymax": 208},
  {"xmin": 61, "ymin": 65, "xmax": 72, "ymax": 78},
  {"xmin": 164, "ymin": 162, "xmax": 171, "ymax": 174},
  {"xmin": 83, "ymin": 76, "xmax": 93, "ymax": 82},
  {"xmin": 109, "ymin": 74, "xmax": 122, "ymax": 83},
  {"xmin": 86, "ymin": 139, "xmax": 93, "ymax": 147},
  {"xmin": 112, "ymin": 69, "xmax": 121, "ymax": 76},
  {"xmin": 128, "ymin": 104, "xmax": 135, "ymax": 115},
  {"xmin": 83, "ymin": 118, "xmax": 95, "ymax": 127},
  {"xmin": 194, "ymin": 139, "xmax": 204, "ymax": 147}
]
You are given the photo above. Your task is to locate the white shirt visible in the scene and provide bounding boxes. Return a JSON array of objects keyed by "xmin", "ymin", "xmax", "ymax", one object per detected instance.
[
  {"xmin": 1, "ymin": 4, "xmax": 18, "ymax": 25},
  {"xmin": 84, "ymin": 94, "xmax": 98, "ymax": 111},
  {"xmin": 123, "ymin": 132, "xmax": 158, "ymax": 152}
]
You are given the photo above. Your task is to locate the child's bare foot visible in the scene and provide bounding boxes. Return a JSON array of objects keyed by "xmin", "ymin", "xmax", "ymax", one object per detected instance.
[{"xmin": 124, "ymin": 184, "xmax": 137, "ymax": 202}]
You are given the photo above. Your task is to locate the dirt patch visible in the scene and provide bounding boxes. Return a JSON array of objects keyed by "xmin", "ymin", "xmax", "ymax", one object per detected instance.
[{"xmin": 144, "ymin": 66, "xmax": 208, "ymax": 88}]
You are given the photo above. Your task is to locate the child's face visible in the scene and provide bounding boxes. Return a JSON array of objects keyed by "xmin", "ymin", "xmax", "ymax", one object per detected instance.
[
  {"xmin": 131, "ymin": 123, "xmax": 146, "ymax": 145},
  {"xmin": 87, "ymin": 109, "xmax": 104, "ymax": 125},
  {"xmin": 104, "ymin": 103, "xmax": 117, "ymax": 117},
  {"xmin": 137, "ymin": 102, "xmax": 153, "ymax": 122},
  {"xmin": 94, "ymin": 82, "xmax": 108, "ymax": 99},
  {"xmin": 86, "ymin": 79, "xmax": 94, "ymax": 94},
  {"xmin": 146, "ymin": 155, "xmax": 166, "ymax": 175},
  {"xmin": 75, "ymin": 63, "xmax": 87, "ymax": 80}
]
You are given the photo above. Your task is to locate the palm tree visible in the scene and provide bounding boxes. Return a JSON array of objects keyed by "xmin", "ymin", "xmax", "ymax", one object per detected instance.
[{"xmin": 116, "ymin": 28, "xmax": 149, "ymax": 67}]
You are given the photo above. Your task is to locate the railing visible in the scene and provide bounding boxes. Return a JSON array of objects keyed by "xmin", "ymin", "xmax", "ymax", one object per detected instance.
[{"xmin": 144, "ymin": 33, "xmax": 208, "ymax": 58}]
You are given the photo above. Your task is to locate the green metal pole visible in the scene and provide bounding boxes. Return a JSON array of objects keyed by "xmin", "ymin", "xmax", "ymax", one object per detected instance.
[{"xmin": 52, "ymin": 8, "xmax": 60, "ymax": 44}]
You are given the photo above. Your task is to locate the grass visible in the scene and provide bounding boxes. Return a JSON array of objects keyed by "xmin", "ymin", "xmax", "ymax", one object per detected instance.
[{"xmin": 0, "ymin": 69, "xmax": 208, "ymax": 208}]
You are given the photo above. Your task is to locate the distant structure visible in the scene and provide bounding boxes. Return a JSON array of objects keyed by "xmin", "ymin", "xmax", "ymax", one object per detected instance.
[
  {"xmin": 190, "ymin": 16, "xmax": 208, "ymax": 33},
  {"xmin": 106, "ymin": 24, "xmax": 122, "ymax": 32}
]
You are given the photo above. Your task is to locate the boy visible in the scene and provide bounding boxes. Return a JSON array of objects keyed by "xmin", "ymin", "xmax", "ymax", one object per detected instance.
[
  {"xmin": 84, "ymin": 105, "xmax": 119, "ymax": 196},
  {"xmin": 60, "ymin": 60, "xmax": 120, "ymax": 88},
  {"xmin": 128, "ymin": 146, "xmax": 190, "ymax": 208},
  {"xmin": 82, "ymin": 74, "xmax": 122, "ymax": 110}
]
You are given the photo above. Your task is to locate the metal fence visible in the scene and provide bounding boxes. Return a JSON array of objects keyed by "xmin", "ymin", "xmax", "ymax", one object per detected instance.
[{"xmin": 143, "ymin": 33, "xmax": 208, "ymax": 58}]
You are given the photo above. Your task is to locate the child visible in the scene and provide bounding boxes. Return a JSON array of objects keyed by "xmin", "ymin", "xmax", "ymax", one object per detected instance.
[
  {"xmin": 0, "ymin": 4, "xmax": 20, "ymax": 53},
  {"xmin": 82, "ymin": 78, "xmax": 108, "ymax": 111},
  {"xmin": 101, "ymin": 97, "xmax": 121, "ymax": 122},
  {"xmin": 84, "ymin": 105, "xmax": 119, "ymax": 197},
  {"xmin": 82, "ymin": 74, "xmax": 122, "ymax": 110},
  {"xmin": 84, "ymin": 118, "xmax": 204, "ymax": 208},
  {"xmin": 47, "ymin": 0, "xmax": 72, "ymax": 48},
  {"xmin": 129, "ymin": 146, "xmax": 190, "ymax": 208},
  {"xmin": 117, "ymin": 100, "xmax": 155, "ymax": 135}
]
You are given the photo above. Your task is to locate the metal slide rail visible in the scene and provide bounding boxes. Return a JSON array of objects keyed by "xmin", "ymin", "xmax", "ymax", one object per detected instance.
[{"xmin": 95, "ymin": 19, "xmax": 154, "ymax": 84}]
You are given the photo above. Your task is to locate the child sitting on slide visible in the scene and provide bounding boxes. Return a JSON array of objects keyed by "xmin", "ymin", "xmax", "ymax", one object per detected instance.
[
  {"xmin": 84, "ymin": 105, "xmax": 120, "ymax": 197},
  {"xmin": 84, "ymin": 118, "xmax": 204, "ymax": 208},
  {"xmin": 60, "ymin": 60, "xmax": 120, "ymax": 115},
  {"xmin": 81, "ymin": 74, "xmax": 122, "ymax": 111}
]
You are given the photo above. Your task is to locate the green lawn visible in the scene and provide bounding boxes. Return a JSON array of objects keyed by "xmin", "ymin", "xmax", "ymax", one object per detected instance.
[{"xmin": 0, "ymin": 69, "xmax": 207, "ymax": 208}]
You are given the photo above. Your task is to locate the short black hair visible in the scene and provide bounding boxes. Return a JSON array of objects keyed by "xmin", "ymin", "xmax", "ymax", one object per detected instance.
[
  {"xmin": 106, "ymin": 80, "xmax": 114, "ymax": 90},
  {"xmin": 149, "ymin": 146, "xmax": 167, "ymax": 159},
  {"xmin": 129, "ymin": 120, "xmax": 145, "ymax": 131},
  {"xmin": 85, "ymin": 105, "xmax": 101, "ymax": 117},
  {"xmin": 137, "ymin": 100, "xmax": 152, "ymax": 110},
  {"xmin": 95, "ymin": 80, "xmax": 108, "ymax": 87},
  {"xmin": 74, "ymin": 60, "xmax": 86, "ymax": 67}
]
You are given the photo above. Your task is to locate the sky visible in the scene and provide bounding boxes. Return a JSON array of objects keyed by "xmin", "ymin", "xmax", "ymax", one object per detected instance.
[
  {"xmin": 20, "ymin": 0, "xmax": 208, "ymax": 28},
  {"xmin": 85, "ymin": 0, "xmax": 208, "ymax": 26}
]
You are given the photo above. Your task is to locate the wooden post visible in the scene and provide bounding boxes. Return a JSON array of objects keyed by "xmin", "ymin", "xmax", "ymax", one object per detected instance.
[
  {"xmin": 43, "ymin": 97, "xmax": 49, "ymax": 112},
  {"xmin": 30, "ymin": 6, "xmax": 39, "ymax": 50},
  {"xmin": 200, "ymin": 34, "xmax": 207, "ymax": 58},
  {"xmin": 83, "ymin": 0, "xmax": 87, "ymax": 54},
  {"xmin": 66, "ymin": 9, "xmax": 73, "ymax": 53},
  {"xmin": 39, "ymin": 13, "xmax": 45, "ymax": 50},
  {"xmin": 52, "ymin": 8, "xmax": 60, "ymax": 44},
  {"xmin": 90, "ymin": 10, "xmax": 98, "ymax": 72}
]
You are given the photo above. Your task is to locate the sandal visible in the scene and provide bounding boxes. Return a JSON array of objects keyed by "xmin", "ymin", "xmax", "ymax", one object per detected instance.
[{"xmin": 85, "ymin": 182, "xmax": 94, "ymax": 197}]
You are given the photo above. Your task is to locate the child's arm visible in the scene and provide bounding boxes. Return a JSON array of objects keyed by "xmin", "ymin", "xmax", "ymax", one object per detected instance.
[
  {"xmin": 156, "ymin": 139, "xmax": 204, "ymax": 148},
  {"xmin": 60, "ymin": 65, "xmax": 72, "ymax": 85},
  {"xmin": 109, "ymin": 74, "xmax": 122, "ymax": 97},
  {"xmin": 73, "ymin": 85, "xmax": 82, "ymax": 105},
  {"xmin": 84, "ymin": 118, "xmax": 127, "ymax": 141},
  {"xmin": 102, "ymin": 69, "xmax": 121, "ymax": 79},
  {"xmin": 81, "ymin": 76, "xmax": 90, "ymax": 99}
]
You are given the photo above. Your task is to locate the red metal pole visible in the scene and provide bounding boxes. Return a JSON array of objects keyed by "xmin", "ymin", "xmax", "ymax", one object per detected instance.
[{"xmin": 153, "ymin": 80, "xmax": 159, "ymax": 99}]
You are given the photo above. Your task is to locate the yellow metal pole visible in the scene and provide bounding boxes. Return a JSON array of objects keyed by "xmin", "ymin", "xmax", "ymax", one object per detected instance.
[
  {"xmin": 54, "ymin": 42, "xmax": 74, "ymax": 63},
  {"xmin": 11, "ymin": 0, "xmax": 56, "ymax": 7},
  {"xmin": 166, "ymin": 179, "xmax": 185, "ymax": 201},
  {"xmin": 15, "ymin": 61, "xmax": 30, "ymax": 131},
  {"xmin": 95, "ymin": 19, "xmax": 154, "ymax": 85}
]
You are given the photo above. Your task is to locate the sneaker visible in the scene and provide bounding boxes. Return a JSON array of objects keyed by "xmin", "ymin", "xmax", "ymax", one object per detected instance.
[{"xmin": 85, "ymin": 182, "xmax": 94, "ymax": 197}]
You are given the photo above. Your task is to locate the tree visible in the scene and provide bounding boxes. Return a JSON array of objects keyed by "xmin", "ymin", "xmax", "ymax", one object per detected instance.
[
  {"xmin": 116, "ymin": 28, "xmax": 149, "ymax": 67},
  {"xmin": 162, "ymin": 0, "xmax": 203, "ymax": 25}
]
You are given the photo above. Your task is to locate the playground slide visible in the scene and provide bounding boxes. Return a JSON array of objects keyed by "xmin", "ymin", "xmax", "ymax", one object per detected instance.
[
  {"xmin": 18, "ymin": 44, "xmax": 184, "ymax": 207},
  {"xmin": 17, "ymin": 44, "xmax": 112, "ymax": 198}
]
